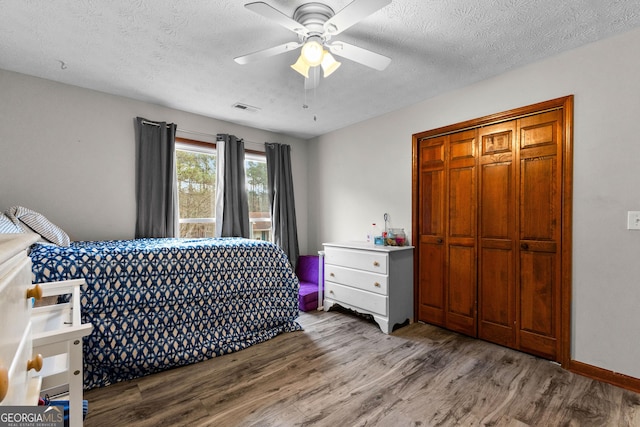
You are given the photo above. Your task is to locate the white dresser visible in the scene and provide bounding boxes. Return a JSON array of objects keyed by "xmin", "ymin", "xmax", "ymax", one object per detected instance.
[
  {"xmin": 323, "ymin": 242, "xmax": 414, "ymax": 334},
  {"xmin": 0, "ymin": 233, "xmax": 41, "ymax": 406}
]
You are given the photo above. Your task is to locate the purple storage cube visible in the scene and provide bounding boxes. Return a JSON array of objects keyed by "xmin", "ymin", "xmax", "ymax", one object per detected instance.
[{"xmin": 296, "ymin": 255, "xmax": 322, "ymax": 311}]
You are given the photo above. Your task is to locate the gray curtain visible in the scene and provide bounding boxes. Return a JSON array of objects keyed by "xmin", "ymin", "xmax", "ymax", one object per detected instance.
[
  {"xmin": 215, "ymin": 134, "xmax": 250, "ymax": 238},
  {"xmin": 134, "ymin": 117, "xmax": 177, "ymax": 238},
  {"xmin": 265, "ymin": 142, "xmax": 299, "ymax": 270}
]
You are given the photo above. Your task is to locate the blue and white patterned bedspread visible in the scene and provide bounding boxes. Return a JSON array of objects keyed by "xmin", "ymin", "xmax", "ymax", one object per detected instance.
[{"xmin": 29, "ymin": 237, "xmax": 301, "ymax": 389}]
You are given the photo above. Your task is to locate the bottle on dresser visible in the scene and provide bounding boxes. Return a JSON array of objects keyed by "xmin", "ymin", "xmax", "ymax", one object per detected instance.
[{"xmin": 367, "ymin": 223, "xmax": 378, "ymax": 244}]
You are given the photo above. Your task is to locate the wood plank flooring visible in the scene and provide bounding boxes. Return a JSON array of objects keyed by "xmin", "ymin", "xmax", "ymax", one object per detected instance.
[{"xmin": 84, "ymin": 309, "xmax": 640, "ymax": 426}]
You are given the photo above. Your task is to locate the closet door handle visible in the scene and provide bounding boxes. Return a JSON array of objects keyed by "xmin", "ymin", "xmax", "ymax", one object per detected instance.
[{"xmin": 520, "ymin": 243, "xmax": 529, "ymax": 250}]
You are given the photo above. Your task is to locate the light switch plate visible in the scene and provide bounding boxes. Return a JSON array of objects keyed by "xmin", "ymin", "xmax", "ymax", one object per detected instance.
[{"xmin": 627, "ymin": 211, "xmax": 640, "ymax": 230}]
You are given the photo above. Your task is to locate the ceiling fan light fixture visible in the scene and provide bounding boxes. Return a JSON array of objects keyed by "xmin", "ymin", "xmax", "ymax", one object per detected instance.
[
  {"xmin": 291, "ymin": 55, "xmax": 310, "ymax": 78},
  {"xmin": 239, "ymin": 1, "xmax": 393, "ymax": 86},
  {"xmin": 321, "ymin": 51, "xmax": 341, "ymax": 77},
  {"xmin": 300, "ymin": 39, "xmax": 324, "ymax": 66}
]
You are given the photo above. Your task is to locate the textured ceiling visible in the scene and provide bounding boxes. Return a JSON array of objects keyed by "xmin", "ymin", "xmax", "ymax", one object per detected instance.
[{"xmin": 1, "ymin": 0, "xmax": 640, "ymax": 139}]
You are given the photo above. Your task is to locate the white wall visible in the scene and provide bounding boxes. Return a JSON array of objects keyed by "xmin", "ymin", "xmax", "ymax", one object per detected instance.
[
  {"xmin": 0, "ymin": 70, "xmax": 309, "ymax": 254},
  {"xmin": 308, "ymin": 27, "xmax": 640, "ymax": 379}
]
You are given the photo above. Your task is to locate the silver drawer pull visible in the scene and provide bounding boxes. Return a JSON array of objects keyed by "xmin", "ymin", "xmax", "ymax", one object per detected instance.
[
  {"xmin": 373, "ymin": 261, "xmax": 380, "ymax": 267},
  {"xmin": 374, "ymin": 282, "xmax": 381, "ymax": 287}
]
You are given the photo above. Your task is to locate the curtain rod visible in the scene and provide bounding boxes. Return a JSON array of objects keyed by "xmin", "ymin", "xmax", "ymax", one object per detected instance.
[
  {"xmin": 140, "ymin": 120, "xmax": 203, "ymax": 136},
  {"xmin": 140, "ymin": 120, "xmax": 260, "ymax": 146}
]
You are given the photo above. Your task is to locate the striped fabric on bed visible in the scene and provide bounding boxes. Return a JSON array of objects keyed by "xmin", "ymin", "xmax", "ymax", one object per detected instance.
[
  {"xmin": 6, "ymin": 206, "xmax": 70, "ymax": 246},
  {"xmin": 0, "ymin": 213, "xmax": 23, "ymax": 233}
]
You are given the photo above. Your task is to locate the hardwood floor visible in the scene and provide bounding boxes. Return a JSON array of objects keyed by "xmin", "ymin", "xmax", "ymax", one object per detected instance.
[{"xmin": 84, "ymin": 309, "xmax": 640, "ymax": 426}]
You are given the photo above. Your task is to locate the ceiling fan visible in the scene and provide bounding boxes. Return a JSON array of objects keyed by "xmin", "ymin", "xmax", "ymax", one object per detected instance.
[{"xmin": 234, "ymin": 0, "xmax": 392, "ymax": 89}]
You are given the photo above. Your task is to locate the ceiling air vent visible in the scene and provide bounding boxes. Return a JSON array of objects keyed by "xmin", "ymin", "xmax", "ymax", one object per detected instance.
[{"xmin": 232, "ymin": 102, "xmax": 260, "ymax": 113}]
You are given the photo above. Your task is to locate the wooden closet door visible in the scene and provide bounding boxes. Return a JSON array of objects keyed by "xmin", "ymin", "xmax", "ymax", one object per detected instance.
[
  {"xmin": 445, "ymin": 130, "xmax": 477, "ymax": 336},
  {"xmin": 477, "ymin": 110, "xmax": 563, "ymax": 361},
  {"xmin": 413, "ymin": 96, "xmax": 572, "ymax": 365},
  {"xmin": 477, "ymin": 121, "xmax": 517, "ymax": 348},
  {"xmin": 417, "ymin": 130, "xmax": 477, "ymax": 336},
  {"xmin": 516, "ymin": 110, "xmax": 563, "ymax": 361},
  {"xmin": 417, "ymin": 136, "xmax": 446, "ymax": 326}
]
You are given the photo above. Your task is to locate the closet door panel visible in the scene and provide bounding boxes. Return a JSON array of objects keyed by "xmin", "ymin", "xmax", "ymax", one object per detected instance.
[
  {"xmin": 420, "ymin": 170, "xmax": 444, "ymax": 236},
  {"xmin": 420, "ymin": 139, "xmax": 445, "ymax": 166},
  {"xmin": 418, "ymin": 137, "xmax": 445, "ymax": 237},
  {"xmin": 478, "ymin": 246, "xmax": 514, "ymax": 346},
  {"xmin": 445, "ymin": 130, "xmax": 477, "ymax": 335},
  {"xmin": 449, "ymin": 167, "xmax": 475, "ymax": 237},
  {"xmin": 519, "ymin": 111, "xmax": 561, "ymax": 242},
  {"xmin": 480, "ymin": 163, "xmax": 512, "ymax": 238},
  {"xmin": 418, "ymin": 137, "xmax": 446, "ymax": 325},
  {"xmin": 516, "ymin": 110, "xmax": 562, "ymax": 360},
  {"xmin": 520, "ymin": 157, "xmax": 556, "ymax": 240},
  {"xmin": 519, "ymin": 247, "xmax": 558, "ymax": 359},
  {"xmin": 418, "ymin": 240, "xmax": 445, "ymax": 325},
  {"xmin": 447, "ymin": 244, "xmax": 476, "ymax": 335},
  {"xmin": 477, "ymin": 121, "xmax": 516, "ymax": 347},
  {"xmin": 520, "ymin": 112, "xmax": 558, "ymax": 149},
  {"xmin": 520, "ymin": 251, "xmax": 555, "ymax": 336},
  {"xmin": 447, "ymin": 164, "xmax": 476, "ymax": 335},
  {"xmin": 448, "ymin": 132, "xmax": 477, "ymax": 242}
]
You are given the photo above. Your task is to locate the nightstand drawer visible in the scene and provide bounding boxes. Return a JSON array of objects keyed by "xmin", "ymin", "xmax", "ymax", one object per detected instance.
[
  {"xmin": 325, "ymin": 247, "xmax": 388, "ymax": 274},
  {"xmin": 325, "ymin": 282, "xmax": 387, "ymax": 316},
  {"xmin": 325, "ymin": 264, "xmax": 388, "ymax": 295}
]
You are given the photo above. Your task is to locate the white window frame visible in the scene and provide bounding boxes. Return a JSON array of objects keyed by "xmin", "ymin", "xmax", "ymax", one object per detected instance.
[
  {"xmin": 175, "ymin": 139, "xmax": 271, "ymax": 241},
  {"xmin": 244, "ymin": 152, "xmax": 271, "ymax": 241},
  {"xmin": 175, "ymin": 141, "xmax": 217, "ymax": 235}
]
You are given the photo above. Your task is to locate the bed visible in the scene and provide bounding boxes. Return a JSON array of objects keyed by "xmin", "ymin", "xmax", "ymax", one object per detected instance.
[{"xmin": 29, "ymin": 237, "xmax": 301, "ymax": 390}]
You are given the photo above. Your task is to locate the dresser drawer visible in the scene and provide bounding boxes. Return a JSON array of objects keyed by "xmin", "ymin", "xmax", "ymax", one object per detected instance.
[
  {"xmin": 2, "ymin": 323, "xmax": 34, "ymax": 405},
  {"xmin": 325, "ymin": 264, "xmax": 388, "ymax": 295},
  {"xmin": 325, "ymin": 247, "xmax": 388, "ymax": 275},
  {"xmin": 325, "ymin": 282, "xmax": 387, "ymax": 316},
  {"xmin": 0, "ymin": 253, "xmax": 33, "ymax": 376}
]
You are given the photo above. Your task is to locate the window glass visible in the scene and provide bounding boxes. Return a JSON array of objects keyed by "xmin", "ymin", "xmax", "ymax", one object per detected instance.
[
  {"xmin": 245, "ymin": 153, "xmax": 271, "ymax": 241},
  {"xmin": 176, "ymin": 144, "xmax": 216, "ymax": 238},
  {"xmin": 175, "ymin": 139, "xmax": 271, "ymax": 241}
]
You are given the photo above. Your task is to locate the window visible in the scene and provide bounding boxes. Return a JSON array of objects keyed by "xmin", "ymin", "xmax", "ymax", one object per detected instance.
[
  {"xmin": 175, "ymin": 137, "xmax": 271, "ymax": 240},
  {"xmin": 245, "ymin": 152, "xmax": 271, "ymax": 241},
  {"xmin": 176, "ymin": 139, "xmax": 216, "ymax": 238}
]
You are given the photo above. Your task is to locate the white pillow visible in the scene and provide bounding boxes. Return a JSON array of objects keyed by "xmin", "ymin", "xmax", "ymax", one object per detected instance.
[
  {"xmin": 6, "ymin": 206, "xmax": 70, "ymax": 247},
  {"xmin": 0, "ymin": 212, "xmax": 23, "ymax": 233}
]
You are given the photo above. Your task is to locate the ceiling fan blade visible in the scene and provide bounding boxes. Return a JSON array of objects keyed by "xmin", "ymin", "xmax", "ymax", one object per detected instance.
[
  {"xmin": 245, "ymin": 2, "xmax": 309, "ymax": 36},
  {"xmin": 327, "ymin": 41, "xmax": 391, "ymax": 71},
  {"xmin": 305, "ymin": 67, "xmax": 320, "ymax": 90},
  {"xmin": 323, "ymin": 0, "xmax": 391, "ymax": 36},
  {"xmin": 234, "ymin": 41, "xmax": 302, "ymax": 65}
]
